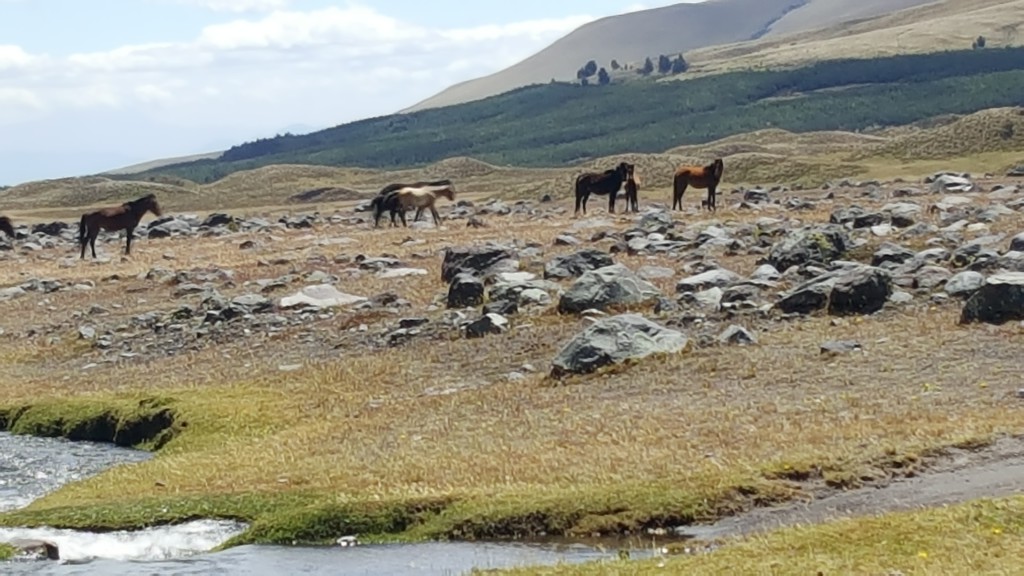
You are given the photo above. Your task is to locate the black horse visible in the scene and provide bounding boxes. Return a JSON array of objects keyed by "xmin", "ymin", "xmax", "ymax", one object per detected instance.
[
  {"xmin": 0, "ymin": 216, "xmax": 14, "ymax": 240},
  {"xmin": 573, "ymin": 162, "xmax": 634, "ymax": 216},
  {"xmin": 79, "ymin": 194, "xmax": 162, "ymax": 259},
  {"xmin": 371, "ymin": 179, "xmax": 451, "ymax": 227}
]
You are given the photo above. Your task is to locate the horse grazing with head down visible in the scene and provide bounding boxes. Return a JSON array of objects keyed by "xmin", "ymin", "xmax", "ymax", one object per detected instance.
[
  {"xmin": 79, "ymin": 193, "xmax": 163, "ymax": 259},
  {"xmin": 389, "ymin": 183, "xmax": 456, "ymax": 227},
  {"xmin": 574, "ymin": 162, "xmax": 634, "ymax": 216},
  {"xmin": 672, "ymin": 158, "xmax": 724, "ymax": 212},
  {"xmin": 371, "ymin": 179, "xmax": 451, "ymax": 227},
  {"xmin": 0, "ymin": 216, "xmax": 14, "ymax": 240}
]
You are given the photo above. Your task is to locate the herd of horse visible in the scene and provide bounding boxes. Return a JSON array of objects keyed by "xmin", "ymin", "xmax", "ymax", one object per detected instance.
[
  {"xmin": 0, "ymin": 158, "xmax": 724, "ymax": 258},
  {"xmin": 572, "ymin": 158, "xmax": 725, "ymax": 217}
]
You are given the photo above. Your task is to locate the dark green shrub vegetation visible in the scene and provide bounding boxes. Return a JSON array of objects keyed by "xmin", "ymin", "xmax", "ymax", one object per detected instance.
[{"xmin": 132, "ymin": 48, "xmax": 1024, "ymax": 184}]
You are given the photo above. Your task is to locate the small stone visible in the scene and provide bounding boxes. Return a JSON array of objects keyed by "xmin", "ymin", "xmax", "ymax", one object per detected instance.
[{"xmin": 820, "ymin": 340, "xmax": 862, "ymax": 355}]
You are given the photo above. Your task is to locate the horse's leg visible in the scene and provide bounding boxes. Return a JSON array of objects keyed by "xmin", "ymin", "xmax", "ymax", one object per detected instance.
[
  {"xmin": 674, "ymin": 182, "xmax": 688, "ymax": 211},
  {"xmin": 574, "ymin": 190, "xmax": 582, "ymax": 216},
  {"xmin": 430, "ymin": 205, "xmax": 441, "ymax": 226},
  {"xmin": 125, "ymin": 226, "xmax": 134, "ymax": 255},
  {"xmin": 608, "ymin": 190, "xmax": 617, "ymax": 215},
  {"xmin": 708, "ymin": 185, "xmax": 717, "ymax": 212},
  {"xmin": 399, "ymin": 207, "xmax": 408, "ymax": 227},
  {"xmin": 89, "ymin": 231, "xmax": 98, "ymax": 259}
]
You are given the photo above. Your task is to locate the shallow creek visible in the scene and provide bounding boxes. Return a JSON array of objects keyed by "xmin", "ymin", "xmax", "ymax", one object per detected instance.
[{"xmin": 0, "ymin": 432, "xmax": 662, "ymax": 575}]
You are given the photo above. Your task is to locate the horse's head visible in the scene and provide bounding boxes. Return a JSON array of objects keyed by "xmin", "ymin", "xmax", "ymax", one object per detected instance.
[
  {"xmin": 437, "ymin": 184, "xmax": 456, "ymax": 201},
  {"xmin": 144, "ymin": 194, "xmax": 163, "ymax": 217},
  {"xmin": 617, "ymin": 162, "xmax": 635, "ymax": 181},
  {"xmin": 711, "ymin": 158, "xmax": 724, "ymax": 181}
]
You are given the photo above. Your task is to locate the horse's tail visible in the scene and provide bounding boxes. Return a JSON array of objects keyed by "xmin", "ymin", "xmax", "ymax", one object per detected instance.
[
  {"xmin": 672, "ymin": 170, "xmax": 685, "ymax": 197},
  {"xmin": 574, "ymin": 174, "xmax": 588, "ymax": 198}
]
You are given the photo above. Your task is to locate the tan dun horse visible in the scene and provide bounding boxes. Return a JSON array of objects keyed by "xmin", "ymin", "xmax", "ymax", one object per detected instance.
[
  {"xmin": 0, "ymin": 216, "xmax": 14, "ymax": 240},
  {"xmin": 574, "ymin": 161, "xmax": 634, "ymax": 216},
  {"xmin": 391, "ymin": 183, "xmax": 456, "ymax": 227},
  {"xmin": 672, "ymin": 158, "xmax": 724, "ymax": 212},
  {"xmin": 372, "ymin": 178, "xmax": 451, "ymax": 226},
  {"xmin": 79, "ymin": 193, "xmax": 163, "ymax": 259}
]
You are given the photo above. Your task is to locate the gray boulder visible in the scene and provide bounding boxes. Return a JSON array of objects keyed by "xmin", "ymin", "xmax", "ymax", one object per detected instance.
[
  {"xmin": 944, "ymin": 271, "xmax": 985, "ymax": 298},
  {"xmin": 768, "ymin": 225, "xmax": 850, "ymax": 272},
  {"xmin": 960, "ymin": 272, "xmax": 1024, "ymax": 325},
  {"xmin": 776, "ymin": 265, "xmax": 892, "ymax": 316},
  {"xmin": 557, "ymin": 264, "xmax": 661, "ymax": 314},
  {"xmin": 447, "ymin": 273, "xmax": 485, "ymax": 309},
  {"xmin": 676, "ymin": 268, "xmax": 743, "ymax": 293},
  {"xmin": 550, "ymin": 314, "xmax": 689, "ymax": 377},
  {"xmin": 544, "ymin": 249, "xmax": 614, "ymax": 280},
  {"xmin": 441, "ymin": 245, "xmax": 518, "ymax": 283}
]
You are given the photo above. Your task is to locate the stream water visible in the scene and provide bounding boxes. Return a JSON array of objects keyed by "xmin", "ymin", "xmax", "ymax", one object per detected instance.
[{"xmin": 0, "ymin": 432, "xmax": 658, "ymax": 574}]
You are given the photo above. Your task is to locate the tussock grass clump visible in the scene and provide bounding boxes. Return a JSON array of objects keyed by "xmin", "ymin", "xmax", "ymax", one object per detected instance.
[{"xmin": 0, "ymin": 543, "xmax": 14, "ymax": 560}]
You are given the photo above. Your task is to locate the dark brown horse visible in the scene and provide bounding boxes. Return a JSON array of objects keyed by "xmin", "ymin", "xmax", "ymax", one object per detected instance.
[
  {"xmin": 622, "ymin": 174, "xmax": 641, "ymax": 213},
  {"xmin": 673, "ymin": 158, "xmax": 724, "ymax": 212},
  {"xmin": 574, "ymin": 162, "xmax": 634, "ymax": 216},
  {"xmin": 79, "ymin": 194, "xmax": 162, "ymax": 259},
  {"xmin": 0, "ymin": 216, "xmax": 14, "ymax": 240},
  {"xmin": 372, "ymin": 179, "xmax": 450, "ymax": 226}
]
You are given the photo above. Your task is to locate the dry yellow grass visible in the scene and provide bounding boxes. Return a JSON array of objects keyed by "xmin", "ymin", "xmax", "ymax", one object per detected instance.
[{"xmin": 1, "ymin": 175, "xmax": 1024, "ymax": 551}]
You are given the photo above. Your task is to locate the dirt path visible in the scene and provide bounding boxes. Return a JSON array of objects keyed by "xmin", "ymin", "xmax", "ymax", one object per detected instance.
[{"xmin": 679, "ymin": 435, "xmax": 1024, "ymax": 541}]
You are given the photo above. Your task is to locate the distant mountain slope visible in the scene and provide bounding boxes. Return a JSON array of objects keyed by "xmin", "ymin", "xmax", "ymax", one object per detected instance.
[
  {"xmin": 126, "ymin": 48, "xmax": 1024, "ymax": 185},
  {"xmin": 684, "ymin": 0, "xmax": 1021, "ymax": 74},
  {"xmin": 764, "ymin": 0, "xmax": 938, "ymax": 36},
  {"xmin": 402, "ymin": 0, "xmax": 937, "ymax": 112},
  {"xmin": 102, "ymin": 151, "xmax": 223, "ymax": 176}
]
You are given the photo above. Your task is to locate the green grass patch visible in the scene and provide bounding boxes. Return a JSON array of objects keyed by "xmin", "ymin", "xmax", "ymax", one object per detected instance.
[
  {"xmin": 488, "ymin": 495, "xmax": 1024, "ymax": 575},
  {"xmin": 2, "ymin": 395, "xmax": 180, "ymax": 450},
  {"xmin": 0, "ymin": 543, "xmax": 14, "ymax": 560}
]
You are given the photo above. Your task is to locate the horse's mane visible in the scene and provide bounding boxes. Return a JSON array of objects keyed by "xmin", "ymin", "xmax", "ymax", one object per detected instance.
[
  {"xmin": 399, "ymin": 183, "xmax": 452, "ymax": 194},
  {"xmin": 379, "ymin": 179, "xmax": 451, "ymax": 196}
]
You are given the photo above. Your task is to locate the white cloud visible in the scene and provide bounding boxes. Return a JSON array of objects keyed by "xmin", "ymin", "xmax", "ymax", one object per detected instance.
[
  {"xmin": 169, "ymin": 0, "xmax": 292, "ymax": 12},
  {"xmin": 0, "ymin": 44, "xmax": 37, "ymax": 70},
  {"xmin": 0, "ymin": 3, "xmax": 597, "ymax": 184}
]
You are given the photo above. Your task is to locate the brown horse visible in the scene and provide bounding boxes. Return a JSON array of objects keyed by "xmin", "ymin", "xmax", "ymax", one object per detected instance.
[
  {"xmin": 79, "ymin": 193, "xmax": 162, "ymax": 259},
  {"xmin": 672, "ymin": 158, "xmax": 724, "ymax": 212},
  {"xmin": 0, "ymin": 216, "xmax": 14, "ymax": 240},
  {"xmin": 622, "ymin": 174, "xmax": 641, "ymax": 213},
  {"xmin": 574, "ymin": 161, "xmax": 634, "ymax": 216},
  {"xmin": 391, "ymin": 183, "xmax": 456, "ymax": 227}
]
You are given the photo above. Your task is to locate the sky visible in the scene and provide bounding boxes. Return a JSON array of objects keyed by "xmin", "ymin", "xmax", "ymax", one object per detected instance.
[{"xmin": 0, "ymin": 0, "xmax": 692, "ymax": 186}]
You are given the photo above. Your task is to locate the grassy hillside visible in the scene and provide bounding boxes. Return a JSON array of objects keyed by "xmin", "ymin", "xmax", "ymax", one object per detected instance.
[
  {"xmin": 402, "ymin": 0, "xmax": 938, "ymax": 112},
  {"xmin": 129, "ymin": 47, "xmax": 1024, "ymax": 186},
  {"xmin": 8, "ymin": 105, "xmax": 1024, "ymax": 215}
]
